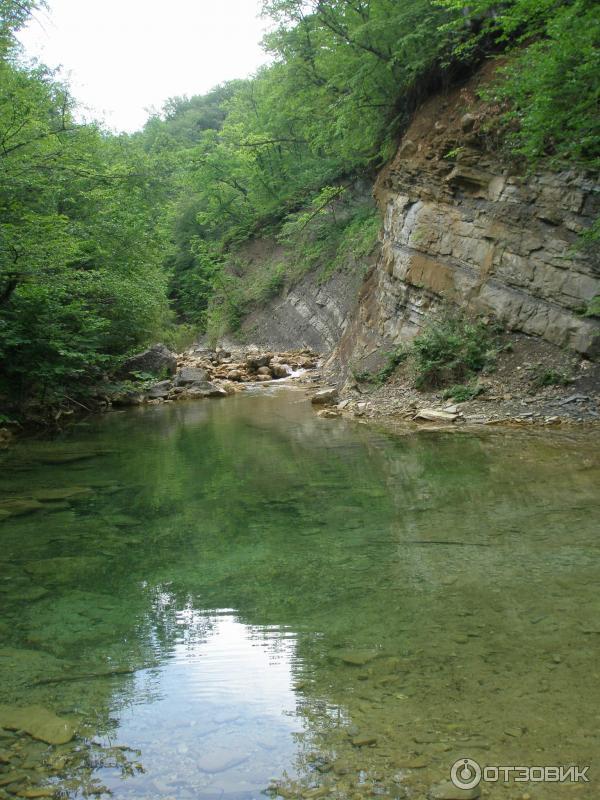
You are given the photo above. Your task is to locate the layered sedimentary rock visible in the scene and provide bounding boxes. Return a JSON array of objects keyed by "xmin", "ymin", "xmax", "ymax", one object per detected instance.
[{"xmin": 333, "ymin": 70, "xmax": 600, "ymax": 373}]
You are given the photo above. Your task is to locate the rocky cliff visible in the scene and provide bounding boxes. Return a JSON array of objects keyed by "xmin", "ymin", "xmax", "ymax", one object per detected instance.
[
  {"xmin": 238, "ymin": 65, "xmax": 600, "ymax": 373},
  {"xmin": 332, "ymin": 66, "xmax": 600, "ymax": 375}
]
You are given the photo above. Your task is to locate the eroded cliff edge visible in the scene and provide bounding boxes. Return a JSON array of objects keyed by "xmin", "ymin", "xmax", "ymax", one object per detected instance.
[{"xmin": 332, "ymin": 66, "xmax": 599, "ymax": 378}]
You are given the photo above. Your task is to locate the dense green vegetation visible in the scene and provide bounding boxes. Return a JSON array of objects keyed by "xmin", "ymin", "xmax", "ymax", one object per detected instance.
[{"xmin": 1, "ymin": 0, "xmax": 598, "ymax": 418}]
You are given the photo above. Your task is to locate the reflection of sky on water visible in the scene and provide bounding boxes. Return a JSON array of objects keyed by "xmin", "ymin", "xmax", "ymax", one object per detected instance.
[{"xmin": 102, "ymin": 610, "xmax": 303, "ymax": 797}]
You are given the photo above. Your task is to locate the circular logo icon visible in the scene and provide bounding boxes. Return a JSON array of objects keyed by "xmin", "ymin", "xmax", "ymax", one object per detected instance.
[{"xmin": 451, "ymin": 757, "xmax": 482, "ymax": 790}]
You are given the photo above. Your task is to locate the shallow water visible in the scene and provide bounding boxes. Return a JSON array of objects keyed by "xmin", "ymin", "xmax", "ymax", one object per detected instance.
[{"xmin": 0, "ymin": 388, "xmax": 598, "ymax": 799}]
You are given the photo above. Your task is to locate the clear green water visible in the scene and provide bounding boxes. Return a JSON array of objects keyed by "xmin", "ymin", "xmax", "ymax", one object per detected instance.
[{"xmin": 0, "ymin": 388, "xmax": 599, "ymax": 799}]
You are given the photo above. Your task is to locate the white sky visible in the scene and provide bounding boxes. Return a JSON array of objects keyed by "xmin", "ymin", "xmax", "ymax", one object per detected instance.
[{"xmin": 17, "ymin": 0, "xmax": 270, "ymax": 132}]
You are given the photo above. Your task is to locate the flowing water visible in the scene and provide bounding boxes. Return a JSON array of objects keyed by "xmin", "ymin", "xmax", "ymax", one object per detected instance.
[{"xmin": 0, "ymin": 388, "xmax": 598, "ymax": 800}]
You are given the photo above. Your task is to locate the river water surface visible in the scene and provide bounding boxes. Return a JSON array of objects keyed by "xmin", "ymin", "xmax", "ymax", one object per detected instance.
[{"xmin": 0, "ymin": 388, "xmax": 598, "ymax": 799}]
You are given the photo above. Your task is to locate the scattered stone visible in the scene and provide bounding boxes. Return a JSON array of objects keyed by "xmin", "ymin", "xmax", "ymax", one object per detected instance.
[
  {"xmin": 460, "ymin": 112, "xmax": 476, "ymax": 132},
  {"xmin": 196, "ymin": 748, "xmax": 249, "ymax": 773},
  {"xmin": 429, "ymin": 780, "xmax": 480, "ymax": 799},
  {"xmin": 0, "ymin": 706, "xmax": 75, "ymax": 745},
  {"xmin": 311, "ymin": 388, "xmax": 338, "ymax": 405},
  {"xmin": 442, "ymin": 405, "xmax": 459, "ymax": 414},
  {"xmin": 415, "ymin": 409, "xmax": 458, "ymax": 422},
  {"xmin": 174, "ymin": 367, "xmax": 209, "ymax": 387},
  {"xmin": 395, "ymin": 756, "xmax": 429, "ymax": 769},
  {"xmin": 334, "ymin": 650, "xmax": 378, "ymax": 666},
  {"xmin": 351, "ymin": 734, "xmax": 378, "ymax": 747},
  {"xmin": 0, "ymin": 772, "xmax": 26, "ymax": 788},
  {"xmin": 559, "ymin": 394, "xmax": 589, "ymax": 405},
  {"xmin": 504, "ymin": 727, "xmax": 522, "ymax": 738}
]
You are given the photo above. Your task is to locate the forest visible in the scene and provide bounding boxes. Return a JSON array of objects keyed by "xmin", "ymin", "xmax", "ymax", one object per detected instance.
[{"xmin": 1, "ymin": 0, "xmax": 598, "ymax": 419}]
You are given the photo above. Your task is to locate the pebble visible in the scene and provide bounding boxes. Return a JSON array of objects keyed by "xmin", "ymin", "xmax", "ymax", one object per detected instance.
[
  {"xmin": 429, "ymin": 781, "xmax": 480, "ymax": 799},
  {"xmin": 351, "ymin": 734, "xmax": 378, "ymax": 747}
]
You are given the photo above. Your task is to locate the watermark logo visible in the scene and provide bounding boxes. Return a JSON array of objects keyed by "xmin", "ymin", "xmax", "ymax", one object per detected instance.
[
  {"xmin": 451, "ymin": 758, "xmax": 590, "ymax": 789},
  {"xmin": 451, "ymin": 758, "xmax": 482, "ymax": 790}
]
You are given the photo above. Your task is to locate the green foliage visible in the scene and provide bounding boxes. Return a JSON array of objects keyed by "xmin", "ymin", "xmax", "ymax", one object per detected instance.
[
  {"xmin": 531, "ymin": 367, "xmax": 572, "ymax": 389},
  {"xmin": 441, "ymin": 382, "xmax": 484, "ymax": 402},
  {"xmin": 354, "ymin": 347, "xmax": 408, "ymax": 386},
  {"xmin": 441, "ymin": 0, "xmax": 600, "ymax": 170},
  {"xmin": 583, "ymin": 295, "xmax": 600, "ymax": 319},
  {"xmin": 412, "ymin": 310, "xmax": 497, "ymax": 389},
  {"xmin": 0, "ymin": 11, "xmax": 170, "ymax": 414}
]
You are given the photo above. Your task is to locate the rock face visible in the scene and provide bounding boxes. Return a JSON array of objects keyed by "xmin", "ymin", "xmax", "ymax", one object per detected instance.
[
  {"xmin": 118, "ymin": 344, "xmax": 177, "ymax": 379},
  {"xmin": 240, "ymin": 254, "xmax": 377, "ymax": 352},
  {"xmin": 331, "ymin": 65, "xmax": 600, "ymax": 375}
]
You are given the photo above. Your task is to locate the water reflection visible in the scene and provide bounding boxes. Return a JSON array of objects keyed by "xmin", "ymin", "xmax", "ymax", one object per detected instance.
[
  {"xmin": 0, "ymin": 388, "xmax": 598, "ymax": 798},
  {"xmin": 103, "ymin": 610, "xmax": 302, "ymax": 798}
]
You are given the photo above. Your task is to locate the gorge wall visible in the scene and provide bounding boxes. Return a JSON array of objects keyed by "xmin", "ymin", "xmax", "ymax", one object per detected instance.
[{"xmin": 240, "ymin": 66, "xmax": 600, "ymax": 371}]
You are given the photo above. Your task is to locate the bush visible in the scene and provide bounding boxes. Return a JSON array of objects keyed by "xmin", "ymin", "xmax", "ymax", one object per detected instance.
[
  {"xmin": 531, "ymin": 367, "xmax": 572, "ymax": 389},
  {"xmin": 442, "ymin": 382, "xmax": 485, "ymax": 402},
  {"xmin": 353, "ymin": 347, "xmax": 408, "ymax": 386},
  {"xmin": 412, "ymin": 310, "xmax": 496, "ymax": 389}
]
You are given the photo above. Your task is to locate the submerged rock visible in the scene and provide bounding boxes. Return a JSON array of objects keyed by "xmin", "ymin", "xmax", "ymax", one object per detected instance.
[
  {"xmin": 429, "ymin": 780, "xmax": 480, "ymax": 799},
  {"xmin": 30, "ymin": 487, "xmax": 93, "ymax": 502},
  {"xmin": 351, "ymin": 733, "xmax": 378, "ymax": 747},
  {"xmin": 0, "ymin": 499, "xmax": 45, "ymax": 518},
  {"xmin": 0, "ymin": 705, "xmax": 75, "ymax": 745},
  {"xmin": 333, "ymin": 649, "xmax": 378, "ymax": 666}
]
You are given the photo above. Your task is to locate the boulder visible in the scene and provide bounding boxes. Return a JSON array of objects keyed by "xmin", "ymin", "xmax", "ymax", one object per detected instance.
[
  {"xmin": 257, "ymin": 366, "xmax": 271, "ymax": 376},
  {"xmin": 246, "ymin": 353, "xmax": 271, "ymax": 369},
  {"xmin": 110, "ymin": 391, "xmax": 144, "ymax": 408},
  {"xmin": 174, "ymin": 367, "xmax": 209, "ymax": 387},
  {"xmin": 146, "ymin": 380, "xmax": 173, "ymax": 400},
  {"xmin": 311, "ymin": 388, "xmax": 339, "ymax": 405},
  {"xmin": 226, "ymin": 370, "xmax": 242, "ymax": 381},
  {"xmin": 185, "ymin": 381, "xmax": 227, "ymax": 398},
  {"xmin": 271, "ymin": 363, "xmax": 293, "ymax": 379},
  {"xmin": 117, "ymin": 344, "xmax": 177, "ymax": 379}
]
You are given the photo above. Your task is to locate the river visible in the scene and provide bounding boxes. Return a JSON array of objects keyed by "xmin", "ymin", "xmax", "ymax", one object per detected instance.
[{"xmin": 0, "ymin": 386, "xmax": 598, "ymax": 799}]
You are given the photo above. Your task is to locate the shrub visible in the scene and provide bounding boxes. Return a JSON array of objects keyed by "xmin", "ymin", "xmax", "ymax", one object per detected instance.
[
  {"xmin": 441, "ymin": 382, "xmax": 485, "ymax": 402},
  {"xmin": 352, "ymin": 347, "xmax": 408, "ymax": 386},
  {"xmin": 531, "ymin": 367, "xmax": 572, "ymax": 389},
  {"xmin": 412, "ymin": 310, "xmax": 496, "ymax": 389}
]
